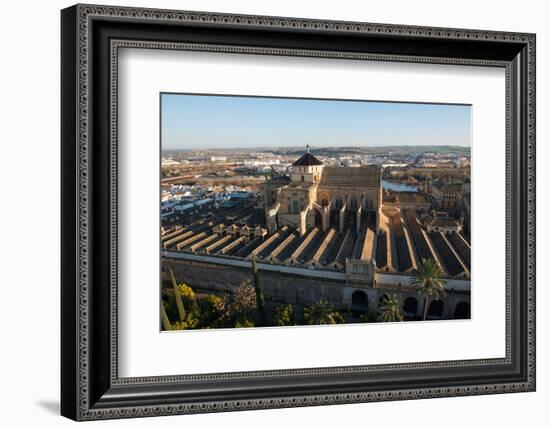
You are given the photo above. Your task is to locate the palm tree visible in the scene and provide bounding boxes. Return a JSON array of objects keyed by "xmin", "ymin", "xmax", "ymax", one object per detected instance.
[
  {"xmin": 412, "ymin": 258, "xmax": 446, "ymax": 320},
  {"xmin": 378, "ymin": 294, "xmax": 404, "ymax": 322},
  {"xmin": 303, "ymin": 301, "xmax": 339, "ymax": 325}
]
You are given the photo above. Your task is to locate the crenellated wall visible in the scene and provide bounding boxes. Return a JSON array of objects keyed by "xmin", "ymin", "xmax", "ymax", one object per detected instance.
[{"xmin": 162, "ymin": 254, "xmax": 470, "ymax": 319}]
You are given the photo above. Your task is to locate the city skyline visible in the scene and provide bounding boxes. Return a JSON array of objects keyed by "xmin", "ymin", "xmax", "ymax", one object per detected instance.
[{"xmin": 161, "ymin": 93, "xmax": 472, "ymax": 150}]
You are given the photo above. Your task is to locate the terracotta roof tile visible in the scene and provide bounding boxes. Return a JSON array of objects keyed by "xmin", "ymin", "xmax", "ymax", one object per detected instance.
[{"xmin": 319, "ymin": 166, "xmax": 380, "ymax": 188}]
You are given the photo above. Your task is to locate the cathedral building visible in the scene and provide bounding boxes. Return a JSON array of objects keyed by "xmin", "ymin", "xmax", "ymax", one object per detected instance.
[
  {"xmin": 264, "ymin": 147, "xmax": 382, "ymax": 236},
  {"xmin": 163, "ymin": 147, "xmax": 471, "ymax": 320}
]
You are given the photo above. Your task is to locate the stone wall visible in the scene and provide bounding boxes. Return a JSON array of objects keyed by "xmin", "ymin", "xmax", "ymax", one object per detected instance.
[
  {"xmin": 162, "ymin": 256, "xmax": 471, "ymax": 320},
  {"xmin": 163, "ymin": 257, "xmax": 347, "ymax": 307}
]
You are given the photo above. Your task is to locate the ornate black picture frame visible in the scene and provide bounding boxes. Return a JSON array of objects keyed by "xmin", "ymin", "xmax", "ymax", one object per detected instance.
[{"xmin": 61, "ymin": 4, "xmax": 536, "ymax": 421}]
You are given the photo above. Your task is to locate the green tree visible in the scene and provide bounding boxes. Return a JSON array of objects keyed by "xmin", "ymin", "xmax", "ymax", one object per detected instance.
[
  {"xmin": 377, "ymin": 294, "xmax": 404, "ymax": 322},
  {"xmin": 177, "ymin": 282, "xmax": 201, "ymax": 315},
  {"xmin": 330, "ymin": 310, "xmax": 346, "ymax": 324},
  {"xmin": 161, "ymin": 298, "xmax": 199, "ymax": 331},
  {"xmin": 219, "ymin": 280, "xmax": 258, "ymax": 327},
  {"xmin": 178, "ymin": 283, "xmax": 195, "ymax": 299},
  {"xmin": 162, "ymin": 278, "xmax": 201, "ymax": 324},
  {"xmin": 234, "ymin": 317, "xmax": 255, "ymax": 328},
  {"xmin": 170, "ymin": 312, "xmax": 200, "ymax": 330},
  {"xmin": 303, "ymin": 301, "xmax": 345, "ymax": 325},
  {"xmin": 361, "ymin": 311, "xmax": 379, "ymax": 323},
  {"xmin": 412, "ymin": 258, "xmax": 446, "ymax": 320},
  {"xmin": 197, "ymin": 294, "xmax": 224, "ymax": 328},
  {"xmin": 162, "ymin": 272, "xmax": 203, "ymax": 328},
  {"xmin": 272, "ymin": 304, "xmax": 294, "ymax": 326},
  {"xmin": 251, "ymin": 256, "xmax": 266, "ymax": 325}
]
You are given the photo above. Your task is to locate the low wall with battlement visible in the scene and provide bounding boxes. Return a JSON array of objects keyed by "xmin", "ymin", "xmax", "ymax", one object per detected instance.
[
  {"xmin": 163, "ymin": 256, "xmax": 347, "ymax": 307},
  {"xmin": 162, "ymin": 251, "xmax": 470, "ymax": 320}
]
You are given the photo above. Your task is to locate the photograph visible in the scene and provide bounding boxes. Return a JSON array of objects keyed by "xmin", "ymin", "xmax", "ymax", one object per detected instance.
[
  {"xmin": 159, "ymin": 93, "xmax": 472, "ymax": 330},
  {"xmin": 56, "ymin": 3, "xmax": 536, "ymax": 421}
]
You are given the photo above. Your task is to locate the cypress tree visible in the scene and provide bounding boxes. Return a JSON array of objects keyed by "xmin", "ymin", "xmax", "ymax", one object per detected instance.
[
  {"xmin": 161, "ymin": 302, "xmax": 172, "ymax": 331},
  {"xmin": 252, "ymin": 255, "xmax": 266, "ymax": 325},
  {"xmin": 169, "ymin": 267, "xmax": 186, "ymax": 322}
]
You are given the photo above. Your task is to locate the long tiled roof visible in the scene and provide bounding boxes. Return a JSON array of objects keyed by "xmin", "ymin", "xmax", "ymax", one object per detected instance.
[
  {"xmin": 403, "ymin": 209, "xmax": 435, "ymax": 263},
  {"xmin": 163, "ymin": 201, "xmax": 470, "ymax": 278},
  {"xmin": 428, "ymin": 232, "xmax": 465, "ymax": 276},
  {"xmin": 335, "ymin": 229, "xmax": 356, "ymax": 265},
  {"xmin": 429, "ymin": 216, "xmax": 460, "ymax": 228},
  {"xmin": 447, "ymin": 232, "xmax": 471, "ymax": 269},
  {"xmin": 319, "ymin": 166, "xmax": 380, "ymax": 188},
  {"xmin": 275, "ymin": 234, "xmax": 303, "ymax": 262},
  {"xmin": 391, "ymin": 214, "xmax": 413, "ymax": 272},
  {"xmin": 376, "ymin": 230, "xmax": 388, "ymax": 269}
]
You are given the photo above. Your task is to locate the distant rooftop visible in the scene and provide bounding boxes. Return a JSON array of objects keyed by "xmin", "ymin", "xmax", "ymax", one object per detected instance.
[
  {"xmin": 398, "ymin": 192, "xmax": 429, "ymax": 205},
  {"xmin": 433, "ymin": 181, "xmax": 463, "ymax": 192},
  {"xmin": 269, "ymin": 175, "xmax": 290, "ymax": 184}
]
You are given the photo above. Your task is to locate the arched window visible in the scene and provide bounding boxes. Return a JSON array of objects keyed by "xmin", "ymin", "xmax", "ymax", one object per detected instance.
[
  {"xmin": 301, "ymin": 175, "xmax": 304, "ymax": 182},
  {"xmin": 292, "ymin": 199, "xmax": 300, "ymax": 214},
  {"xmin": 350, "ymin": 198, "xmax": 357, "ymax": 210}
]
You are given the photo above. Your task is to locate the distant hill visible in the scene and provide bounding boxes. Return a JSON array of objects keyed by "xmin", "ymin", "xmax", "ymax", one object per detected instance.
[
  {"xmin": 162, "ymin": 145, "xmax": 470, "ymax": 156},
  {"xmin": 270, "ymin": 145, "xmax": 470, "ymax": 156}
]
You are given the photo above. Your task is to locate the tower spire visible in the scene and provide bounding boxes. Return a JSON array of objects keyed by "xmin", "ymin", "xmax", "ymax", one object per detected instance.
[{"xmin": 306, "ymin": 144, "xmax": 310, "ymax": 153}]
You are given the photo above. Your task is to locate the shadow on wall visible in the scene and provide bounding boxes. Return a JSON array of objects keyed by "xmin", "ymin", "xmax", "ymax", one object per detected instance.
[{"xmin": 35, "ymin": 400, "xmax": 59, "ymax": 416}]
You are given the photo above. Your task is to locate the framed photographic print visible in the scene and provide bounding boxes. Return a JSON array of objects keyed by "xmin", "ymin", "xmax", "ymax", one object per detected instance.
[{"xmin": 61, "ymin": 4, "xmax": 536, "ymax": 421}]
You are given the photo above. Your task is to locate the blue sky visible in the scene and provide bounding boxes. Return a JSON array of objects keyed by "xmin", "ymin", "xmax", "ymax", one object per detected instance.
[{"xmin": 161, "ymin": 93, "xmax": 471, "ymax": 150}]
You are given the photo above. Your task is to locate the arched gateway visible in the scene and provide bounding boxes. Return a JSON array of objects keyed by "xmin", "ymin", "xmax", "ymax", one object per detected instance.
[
  {"xmin": 351, "ymin": 290, "xmax": 369, "ymax": 312},
  {"xmin": 403, "ymin": 297, "xmax": 418, "ymax": 318},
  {"xmin": 428, "ymin": 300, "xmax": 444, "ymax": 319},
  {"xmin": 453, "ymin": 302, "xmax": 470, "ymax": 319}
]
